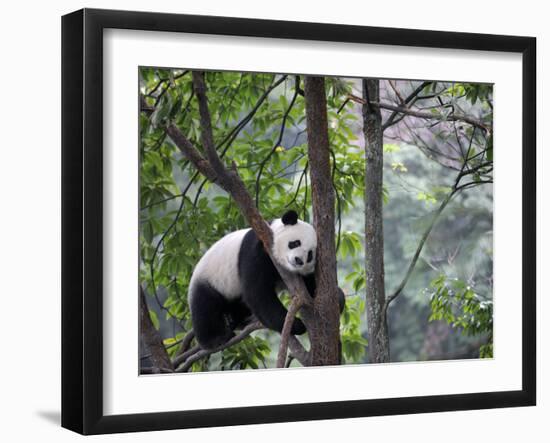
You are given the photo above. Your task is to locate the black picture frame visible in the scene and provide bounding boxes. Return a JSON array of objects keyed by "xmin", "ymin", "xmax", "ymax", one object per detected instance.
[{"xmin": 61, "ymin": 8, "xmax": 536, "ymax": 435}]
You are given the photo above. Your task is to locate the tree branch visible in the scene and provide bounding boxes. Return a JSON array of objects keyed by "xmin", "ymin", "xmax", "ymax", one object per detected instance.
[
  {"xmin": 140, "ymin": 367, "xmax": 175, "ymax": 374},
  {"xmin": 171, "ymin": 320, "xmax": 310, "ymax": 370},
  {"xmin": 165, "ymin": 124, "xmax": 218, "ymax": 183},
  {"xmin": 255, "ymin": 76, "xmax": 300, "ymax": 206},
  {"xmin": 384, "ymin": 149, "xmax": 492, "ymax": 311},
  {"xmin": 454, "ymin": 179, "xmax": 493, "ymax": 192},
  {"xmin": 172, "ymin": 329, "xmax": 195, "ymax": 361},
  {"xmin": 172, "ymin": 345, "xmax": 201, "ymax": 369},
  {"xmin": 378, "ymin": 101, "xmax": 490, "ymax": 133},
  {"xmin": 288, "ymin": 336, "xmax": 310, "ymax": 366},
  {"xmin": 165, "ymin": 71, "xmax": 314, "ymax": 354},
  {"xmin": 382, "ymin": 81, "xmax": 431, "ymax": 130},
  {"xmin": 384, "ymin": 190, "xmax": 454, "ymax": 311},
  {"xmin": 276, "ymin": 298, "xmax": 304, "ymax": 368},
  {"xmin": 147, "ymin": 170, "xmax": 200, "ymax": 319},
  {"xmin": 214, "ymin": 75, "xmax": 287, "ymax": 155},
  {"xmin": 346, "ymin": 92, "xmax": 490, "ymax": 133},
  {"xmin": 144, "ymin": 77, "xmax": 286, "ymax": 212},
  {"xmin": 174, "ymin": 321, "xmax": 264, "ymax": 372}
]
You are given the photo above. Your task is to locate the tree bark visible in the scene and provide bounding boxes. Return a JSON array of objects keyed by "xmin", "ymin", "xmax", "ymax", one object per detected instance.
[
  {"xmin": 304, "ymin": 76, "xmax": 341, "ymax": 366},
  {"xmin": 139, "ymin": 287, "xmax": 173, "ymax": 373},
  {"xmin": 362, "ymin": 79, "xmax": 390, "ymax": 363}
]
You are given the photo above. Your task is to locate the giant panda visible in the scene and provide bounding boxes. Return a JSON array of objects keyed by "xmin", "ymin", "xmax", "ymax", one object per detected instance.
[{"xmin": 188, "ymin": 210, "xmax": 318, "ymax": 350}]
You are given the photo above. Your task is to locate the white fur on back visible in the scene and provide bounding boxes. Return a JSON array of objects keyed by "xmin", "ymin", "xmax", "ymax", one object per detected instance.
[
  {"xmin": 189, "ymin": 228, "xmax": 250, "ymax": 301},
  {"xmin": 189, "ymin": 217, "xmax": 317, "ymax": 302}
]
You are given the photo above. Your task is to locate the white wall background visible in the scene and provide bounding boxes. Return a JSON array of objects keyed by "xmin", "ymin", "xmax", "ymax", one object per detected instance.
[{"xmin": 0, "ymin": 0, "xmax": 546, "ymax": 440}]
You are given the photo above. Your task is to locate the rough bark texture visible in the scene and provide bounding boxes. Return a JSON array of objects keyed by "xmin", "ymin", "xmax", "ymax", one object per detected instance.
[
  {"xmin": 304, "ymin": 76, "xmax": 341, "ymax": 366},
  {"xmin": 139, "ymin": 287, "xmax": 173, "ymax": 373},
  {"xmin": 362, "ymin": 79, "xmax": 390, "ymax": 363}
]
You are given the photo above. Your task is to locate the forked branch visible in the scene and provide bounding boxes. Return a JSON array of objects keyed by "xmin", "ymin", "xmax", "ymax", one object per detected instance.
[{"xmin": 165, "ymin": 71, "xmax": 314, "ymax": 364}]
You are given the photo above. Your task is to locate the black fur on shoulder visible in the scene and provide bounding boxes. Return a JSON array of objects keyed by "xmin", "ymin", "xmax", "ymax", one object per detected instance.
[{"xmin": 237, "ymin": 228, "xmax": 306, "ymax": 335}]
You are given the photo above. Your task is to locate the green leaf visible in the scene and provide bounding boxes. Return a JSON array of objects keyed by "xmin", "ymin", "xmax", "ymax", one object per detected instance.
[
  {"xmin": 148, "ymin": 310, "xmax": 160, "ymax": 330},
  {"xmin": 383, "ymin": 143, "xmax": 401, "ymax": 153}
]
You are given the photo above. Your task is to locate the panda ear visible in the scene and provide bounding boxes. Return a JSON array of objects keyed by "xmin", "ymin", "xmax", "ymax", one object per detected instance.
[{"xmin": 282, "ymin": 210, "xmax": 299, "ymax": 225}]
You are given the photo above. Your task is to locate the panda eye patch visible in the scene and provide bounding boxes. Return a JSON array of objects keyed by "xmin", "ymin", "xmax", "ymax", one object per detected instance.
[
  {"xmin": 307, "ymin": 250, "xmax": 313, "ymax": 263},
  {"xmin": 288, "ymin": 240, "xmax": 301, "ymax": 249}
]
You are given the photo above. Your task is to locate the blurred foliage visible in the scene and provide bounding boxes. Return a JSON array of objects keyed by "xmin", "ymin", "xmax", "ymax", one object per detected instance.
[
  {"xmin": 340, "ymin": 295, "xmax": 369, "ymax": 363},
  {"xmin": 426, "ymin": 275, "xmax": 493, "ymax": 358},
  {"xmin": 138, "ymin": 68, "xmax": 493, "ymax": 372}
]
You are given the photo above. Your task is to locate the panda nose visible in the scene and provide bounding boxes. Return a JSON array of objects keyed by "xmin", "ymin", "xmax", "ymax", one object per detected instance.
[{"xmin": 295, "ymin": 257, "xmax": 304, "ymax": 266}]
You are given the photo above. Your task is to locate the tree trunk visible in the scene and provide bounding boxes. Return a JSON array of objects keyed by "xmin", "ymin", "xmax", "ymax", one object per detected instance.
[
  {"xmin": 304, "ymin": 76, "xmax": 341, "ymax": 366},
  {"xmin": 362, "ymin": 79, "xmax": 390, "ymax": 363},
  {"xmin": 139, "ymin": 287, "xmax": 173, "ymax": 372}
]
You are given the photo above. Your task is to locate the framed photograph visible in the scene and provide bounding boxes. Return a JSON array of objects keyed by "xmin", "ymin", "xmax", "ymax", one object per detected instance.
[{"xmin": 61, "ymin": 8, "xmax": 536, "ymax": 435}]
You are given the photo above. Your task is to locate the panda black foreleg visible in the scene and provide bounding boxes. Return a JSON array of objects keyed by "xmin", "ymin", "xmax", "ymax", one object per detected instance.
[
  {"xmin": 242, "ymin": 281, "xmax": 306, "ymax": 335},
  {"xmin": 190, "ymin": 282, "xmax": 235, "ymax": 350},
  {"xmin": 303, "ymin": 272, "xmax": 346, "ymax": 314},
  {"xmin": 303, "ymin": 272, "xmax": 316, "ymax": 299},
  {"xmin": 225, "ymin": 299, "xmax": 253, "ymax": 330}
]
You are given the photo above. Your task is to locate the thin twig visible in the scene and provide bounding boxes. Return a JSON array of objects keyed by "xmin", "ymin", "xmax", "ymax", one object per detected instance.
[
  {"xmin": 382, "ymin": 81, "xmax": 431, "ymax": 129},
  {"xmin": 255, "ymin": 76, "xmax": 300, "ymax": 206},
  {"xmin": 384, "ymin": 190, "xmax": 454, "ymax": 311},
  {"xmin": 173, "ymin": 330, "xmax": 195, "ymax": 359},
  {"xmin": 348, "ymin": 90, "xmax": 489, "ymax": 132},
  {"xmin": 384, "ymin": 141, "xmax": 492, "ymax": 312}
]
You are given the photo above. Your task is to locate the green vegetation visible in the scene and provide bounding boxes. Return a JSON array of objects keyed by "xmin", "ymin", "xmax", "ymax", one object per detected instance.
[{"xmin": 139, "ymin": 68, "xmax": 493, "ymax": 372}]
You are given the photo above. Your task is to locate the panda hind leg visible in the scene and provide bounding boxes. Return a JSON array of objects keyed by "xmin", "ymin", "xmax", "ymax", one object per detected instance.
[
  {"xmin": 190, "ymin": 282, "xmax": 235, "ymax": 350},
  {"xmin": 226, "ymin": 300, "xmax": 254, "ymax": 330}
]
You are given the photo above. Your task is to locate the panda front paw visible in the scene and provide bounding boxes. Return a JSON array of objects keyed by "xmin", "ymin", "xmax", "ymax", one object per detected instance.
[{"xmin": 290, "ymin": 318, "xmax": 307, "ymax": 335}]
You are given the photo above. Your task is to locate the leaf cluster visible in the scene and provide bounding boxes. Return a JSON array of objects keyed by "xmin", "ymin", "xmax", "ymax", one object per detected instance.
[{"xmin": 426, "ymin": 274, "xmax": 493, "ymax": 357}]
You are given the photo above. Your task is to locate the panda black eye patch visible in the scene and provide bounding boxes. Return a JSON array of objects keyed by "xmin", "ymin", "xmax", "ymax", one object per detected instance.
[
  {"xmin": 288, "ymin": 240, "xmax": 301, "ymax": 249},
  {"xmin": 307, "ymin": 250, "xmax": 313, "ymax": 263}
]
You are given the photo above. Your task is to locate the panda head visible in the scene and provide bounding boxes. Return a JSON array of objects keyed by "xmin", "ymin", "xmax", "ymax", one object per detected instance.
[{"xmin": 271, "ymin": 210, "xmax": 317, "ymax": 276}]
